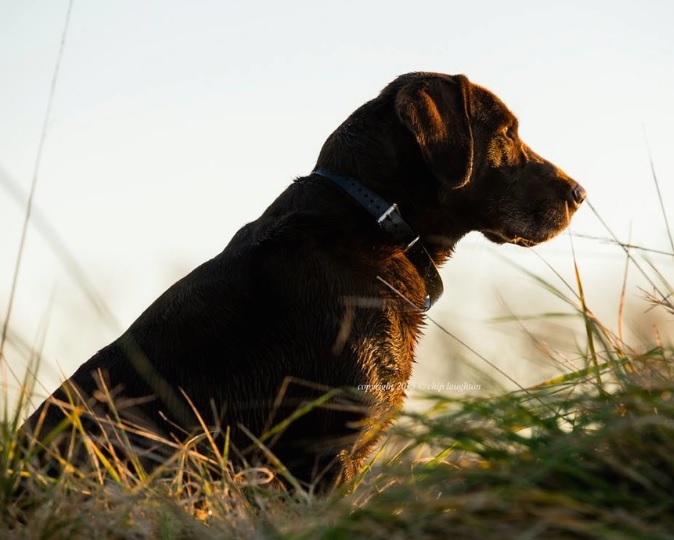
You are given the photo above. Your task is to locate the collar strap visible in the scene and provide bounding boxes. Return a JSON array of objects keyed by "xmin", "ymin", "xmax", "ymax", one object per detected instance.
[{"xmin": 313, "ymin": 168, "xmax": 443, "ymax": 311}]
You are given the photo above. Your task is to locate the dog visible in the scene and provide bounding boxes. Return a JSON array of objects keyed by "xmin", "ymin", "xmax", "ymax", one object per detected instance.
[{"xmin": 21, "ymin": 72, "xmax": 585, "ymax": 491}]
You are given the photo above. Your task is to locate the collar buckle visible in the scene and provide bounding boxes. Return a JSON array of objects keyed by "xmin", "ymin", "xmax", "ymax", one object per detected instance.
[
  {"xmin": 313, "ymin": 168, "xmax": 444, "ymax": 311},
  {"xmin": 377, "ymin": 203, "xmax": 399, "ymax": 224}
]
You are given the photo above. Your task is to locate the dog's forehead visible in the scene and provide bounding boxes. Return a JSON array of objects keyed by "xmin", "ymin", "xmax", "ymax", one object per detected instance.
[{"xmin": 469, "ymin": 83, "xmax": 515, "ymax": 126}]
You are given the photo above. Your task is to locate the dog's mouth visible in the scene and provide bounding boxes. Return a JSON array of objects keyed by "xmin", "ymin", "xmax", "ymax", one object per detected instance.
[
  {"xmin": 481, "ymin": 203, "xmax": 574, "ymax": 248},
  {"xmin": 483, "ymin": 231, "xmax": 540, "ymax": 247}
]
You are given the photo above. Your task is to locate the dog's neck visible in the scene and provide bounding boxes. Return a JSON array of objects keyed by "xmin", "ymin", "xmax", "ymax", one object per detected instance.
[
  {"xmin": 313, "ymin": 168, "xmax": 443, "ymax": 311},
  {"xmin": 315, "ymin": 103, "xmax": 468, "ymax": 258}
]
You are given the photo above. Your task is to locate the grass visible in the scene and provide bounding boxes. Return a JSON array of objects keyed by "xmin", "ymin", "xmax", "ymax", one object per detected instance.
[
  {"xmin": 0, "ymin": 228, "xmax": 673, "ymax": 539},
  {"xmin": 2, "ymin": 9, "xmax": 673, "ymax": 532}
]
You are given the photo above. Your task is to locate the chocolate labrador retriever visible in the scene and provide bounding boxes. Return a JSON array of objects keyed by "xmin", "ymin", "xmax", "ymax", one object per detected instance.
[{"xmin": 22, "ymin": 72, "xmax": 585, "ymax": 491}]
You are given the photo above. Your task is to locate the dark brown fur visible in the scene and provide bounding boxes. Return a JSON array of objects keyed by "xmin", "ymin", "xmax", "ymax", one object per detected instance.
[{"xmin": 21, "ymin": 72, "xmax": 585, "ymax": 491}]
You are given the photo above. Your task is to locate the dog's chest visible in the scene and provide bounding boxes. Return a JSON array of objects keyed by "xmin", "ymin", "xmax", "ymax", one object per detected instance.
[{"xmin": 348, "ymin": 306, "xmax": 423, "ymax": 407}]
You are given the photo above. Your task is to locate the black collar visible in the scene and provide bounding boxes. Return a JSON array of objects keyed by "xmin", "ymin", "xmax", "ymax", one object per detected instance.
[{"xmin": 313, "ymin": 168, "xmax": 443, "ymax": 311}]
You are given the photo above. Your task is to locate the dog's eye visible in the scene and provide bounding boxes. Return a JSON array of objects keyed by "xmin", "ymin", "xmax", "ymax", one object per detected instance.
[{"xmin": 502, "ymin": 125, "xmax": 517, "ymax": 141}]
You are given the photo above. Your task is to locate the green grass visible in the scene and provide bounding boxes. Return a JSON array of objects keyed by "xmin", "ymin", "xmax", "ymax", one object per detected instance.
[
  {"xmin": 321, "ymin": 364, "xmax": 674, "ymax": 539},
  {"xmin": 1, "ymin": 235, "xmax": 673, "ymax": 539}
]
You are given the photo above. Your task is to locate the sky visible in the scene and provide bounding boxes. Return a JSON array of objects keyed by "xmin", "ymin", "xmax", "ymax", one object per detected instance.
[{"xmin": 1, "ymin": 0, "xmax": 673, "ymax": 406}]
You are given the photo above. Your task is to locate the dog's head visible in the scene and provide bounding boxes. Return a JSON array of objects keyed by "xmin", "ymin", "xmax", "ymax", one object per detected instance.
[{"xmin": 393, "ymin": 72, "xmax": 586, "ymax": 247}]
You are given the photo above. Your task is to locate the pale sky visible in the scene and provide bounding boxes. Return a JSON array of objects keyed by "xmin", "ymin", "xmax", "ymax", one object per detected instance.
[{"xmin": 1, "ymin": 1, "xmax": 673, "ymax": 404}]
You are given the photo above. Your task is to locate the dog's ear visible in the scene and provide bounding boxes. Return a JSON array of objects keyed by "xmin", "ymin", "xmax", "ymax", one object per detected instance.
[{"xmin": 395, "ymin": 75, "xmax": 473, "ymax": 189}]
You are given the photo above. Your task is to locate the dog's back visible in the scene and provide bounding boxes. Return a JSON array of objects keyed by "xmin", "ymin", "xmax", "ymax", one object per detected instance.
[{"xmin": 23, "ymin": 179, "xmax": 411, "ymax": 487}]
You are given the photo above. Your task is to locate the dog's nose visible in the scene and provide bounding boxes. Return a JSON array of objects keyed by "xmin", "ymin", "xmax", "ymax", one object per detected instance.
[{"xmin": 569, "ymin": 182, "xmax": 586, "ymax": 207}]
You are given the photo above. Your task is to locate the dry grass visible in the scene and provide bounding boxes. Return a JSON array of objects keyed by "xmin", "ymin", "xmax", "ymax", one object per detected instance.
[{"xmin": 1, "ymin": 239, "xmax": 673, "ymax": 539}]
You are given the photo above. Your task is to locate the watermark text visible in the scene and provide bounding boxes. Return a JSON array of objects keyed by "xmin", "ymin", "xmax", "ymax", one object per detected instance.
[{"xmin": 357, "ymin": 381, "xmax": 482, "ymax": 393}]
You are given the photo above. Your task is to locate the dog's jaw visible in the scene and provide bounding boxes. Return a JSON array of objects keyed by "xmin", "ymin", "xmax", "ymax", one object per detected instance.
[{"xmin": 482, "ymin": 230, "xmax": 539, "ymax": 247}]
